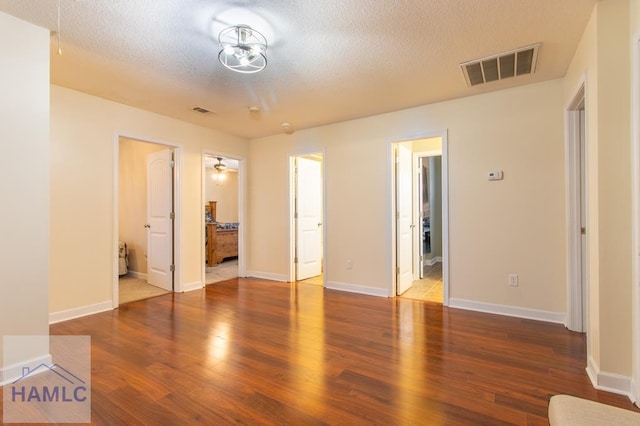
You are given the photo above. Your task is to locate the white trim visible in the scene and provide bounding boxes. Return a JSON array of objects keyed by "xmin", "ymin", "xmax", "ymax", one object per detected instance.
[
  {"xmin": 247, "ymin": 271, "xmax": 289, "ymax": 282},
  {"xmin": 389, "ymin": 131, "xmax": 449, "ymax": 306},
  {"xmin": 1, "ymin": 353, "xmax": 52, "ymax": 386},
  {"xmin": 126, "ymin": 270, "xmax": 147, "ymax": 280},
  {"xmin": 325, "ymin": 281, "xmax": 389, "ymax": 298},
  {"xmin": 288, "ymin": 156, "xmax": 296, "ymax": 283},
  {"xmin": 113, "ymin": 132, "xmax": 184, "ymax": 305},
  {"xmin": 424, "ymin": 257, "xmax": 442, "ymax": 267},
  {"xmin": 288, "ymin": 150, "xmax": 327, "ymax": 284},
  {"xmin": 181, "ymin": 281, "xmax": 204, "ymax": 293},
  {"xmin": 448, "ymin": 298, "xmax": 565, "ymax": 324},
  {"xmin": 586, "ymin": 355, "xmax": 598, "ymax": 387},
  {"xmin": 564, "ymin": 82, "xmax": 587, "ymax": 333},
  {"xmin": 587, "ymin": 355, "xmax": 633, "ymax": 400},
  {"xmin": 631, "ymin": 34, "xmax": 640, "ymax": 406},
  {"xmin": 49, "ymin": 301, "xmax": 113, "ymax": 324},
  {"xmin": 441, "ymin": 134, "xmax": 450, "ymax": 307}
]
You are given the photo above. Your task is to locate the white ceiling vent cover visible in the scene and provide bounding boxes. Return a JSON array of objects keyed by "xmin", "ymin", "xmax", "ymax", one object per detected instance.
[{"xmin": 460, "ymin": 43, "xmax": 540, "ymax": 87}]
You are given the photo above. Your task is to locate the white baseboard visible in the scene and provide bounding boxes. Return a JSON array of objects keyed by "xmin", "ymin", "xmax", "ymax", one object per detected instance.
[
  {"xmin": 181, "ymin": 281, "xmax": 204, "ymax": 292},
  {"xmin": 325, "ymin": 281, "xmax": 389, "ymax": 297},
  {"xmin": 49, "ymin": 301, "xmax": 113, "ymax": 324},
  {"xmin": 423, "ymin": 257, "xmax": 442, "ymax": 267},
  {"xmin": 127, "ymin": 270, "xmax": 147, "ymax": 280},
  {"xmin": 247, "ymin": 271, "xmax": 289, "ymax": 282},
  {"xmin": 587, "ymin": 355, "xmax": 633, "ymax": 400},
  {"xmin": 448, "ymin": 298, "xmax": 565, "ymax": 324},
  {"xmin": 1, "ymin": 353, "xmax": 52, "ymax": 386}
]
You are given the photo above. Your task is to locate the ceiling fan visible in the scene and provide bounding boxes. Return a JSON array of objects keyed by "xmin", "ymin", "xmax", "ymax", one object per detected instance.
[{"xmin": 214, "ymin": 157, "xmax": 226, "ymax": 172}]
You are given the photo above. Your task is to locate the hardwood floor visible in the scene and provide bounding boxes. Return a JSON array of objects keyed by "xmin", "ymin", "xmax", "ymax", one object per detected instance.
[{"xmin": 3, "ymin": 278, "xmax": 637, "ymax": 424}]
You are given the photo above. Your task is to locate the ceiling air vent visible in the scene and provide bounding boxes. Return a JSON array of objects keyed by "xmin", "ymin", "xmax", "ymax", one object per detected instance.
[
  {"xmin": 192, "ymin": 106, "xmax": 212, "ymax": 114},
  {"xmin": 460, "ymin": 43, "xmax": 540, "ymax": 87}
]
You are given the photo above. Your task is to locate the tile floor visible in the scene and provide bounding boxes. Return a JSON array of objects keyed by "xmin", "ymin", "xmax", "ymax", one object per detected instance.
[
  {"xmin": 299, "ymin": 274, "xmax": 323, "ymax": 285},
  {"xmin": 400, "ymin": 261, "xmax": 443, "ymax": 303}
]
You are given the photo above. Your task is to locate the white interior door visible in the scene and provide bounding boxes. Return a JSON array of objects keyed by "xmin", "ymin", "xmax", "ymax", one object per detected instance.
[
  {"xmin": 147, "ymin": 148, "xmax": 173, "ymax": 291},
  {"xmin": 296, "ymin": 156, "xmax": 322, "ymax": 280},
  {"xmin": 416, "ymin": 157, "xmax": 424, "ymax": 279},
  {"xmin": 397, "ymin": 144, "xmax": 413, "ymax": 295},
  {"xmin": 579, "ymin": 108, "xmax": 587, "ymax": 330}
]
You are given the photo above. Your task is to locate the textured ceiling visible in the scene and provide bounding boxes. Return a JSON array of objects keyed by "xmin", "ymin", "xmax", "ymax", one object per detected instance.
[{"xmin": 0, "ymin": 0, "xmax": 596, "ymax": 139}]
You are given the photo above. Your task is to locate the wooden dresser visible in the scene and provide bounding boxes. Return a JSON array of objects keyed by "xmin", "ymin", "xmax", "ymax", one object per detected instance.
[{"xmin": 206, "ymin": 201, "xmax": 238, "ymax": 265}]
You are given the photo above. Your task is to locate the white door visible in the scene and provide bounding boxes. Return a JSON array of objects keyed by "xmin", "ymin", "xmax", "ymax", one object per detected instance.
[
  {"xmin": 417, "ymin": 157, "xmax": 425, "ymax": 279},
  {"xmin": 296, "ymin": 156, "xmax": 323, "ymax": 280},
  {"xmin": 397, "ymin": 144, "xmax": 413, "ymax": 295},
  {"xmin": 147, "ymin": 149, "xmax": 173, "ymax": 291},
  {"xmin": 579, "ymin": 108, "xmax": 587, "ymax": 330}
]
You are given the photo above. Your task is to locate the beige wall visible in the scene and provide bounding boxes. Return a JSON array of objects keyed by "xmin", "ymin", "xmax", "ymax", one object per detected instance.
[
  {"xmin": 50, "ymin": 85, "xmax": 248, "ymax": 316},
  {"xmin": 249, "ymin": 78, "xmax": 567, "ymax": 314},
  {"xmin": 118, "ymin": 138, "xmax": 166, "ymax": 274},
  {"xmin": 0, "ymin": 12, "xmax": 50, "ymax": 367},
  {"xmin": 563, "ymin": 0, "xmax": 633, "ymax": 380},
  {"xmin": 205, "ymin": 170, "xmax": 239, "ymax": 223}
]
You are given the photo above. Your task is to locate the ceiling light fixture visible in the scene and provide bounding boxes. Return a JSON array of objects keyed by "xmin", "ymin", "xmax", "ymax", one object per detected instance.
[
  {"xmin": 214, "ymin": 157, "xmax": 226, "ymax": 172},
  {"xmin": 218, "ymin": 25, "xmax": 267, "ymax": 74},
  {"xmin": 213, "ymin": 157, "xmax": 227, "ymax": 185}
]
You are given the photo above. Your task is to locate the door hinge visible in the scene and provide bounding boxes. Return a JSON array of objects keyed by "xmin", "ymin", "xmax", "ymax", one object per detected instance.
[
  {"xmin": 170, "ymin": 264, "xmax": 175, "ymax": 272},
  {"xmin": 396, "ymin": 266, "xmax": 400, "ymax": 275},
  {"xmin": 169, "ymin": 160, "xmax": 175, "ymax": 168},
  {"xmin": 294, "ymin": 257, "xmax": 298, "ymax": 264},
  {"xmin": 170, "ymin": 212, "xmax": 175, "ymax": 220}
]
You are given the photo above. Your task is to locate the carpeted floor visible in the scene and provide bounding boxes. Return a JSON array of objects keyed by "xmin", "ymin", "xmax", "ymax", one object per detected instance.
[
  {"xmin": 205, "ymin": 258, "xmax": 239, "ymax": 284},
  {"xmin": 119, "ymin": 275, "xmax": 170, "ymax": 304}
]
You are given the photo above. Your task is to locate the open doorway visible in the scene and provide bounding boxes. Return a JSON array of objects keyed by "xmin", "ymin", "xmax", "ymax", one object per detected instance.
[
  {"xmin": 116, "ymin": 137, "xmax": 177, "ymax": 305},
  {"xmin": 290, "ymin": 153, "xmax": 324, "ymax": 285},
  {"xmin": 566, "ymin": 85, "xmax": 587, "ymax": 332},
  {"xmin": 203, "ymin": 154, "xmax": 240, "ymax": 284},
  {"xmin": 392, "ymin": 136, "xmax": 448, "ymax": 304}
]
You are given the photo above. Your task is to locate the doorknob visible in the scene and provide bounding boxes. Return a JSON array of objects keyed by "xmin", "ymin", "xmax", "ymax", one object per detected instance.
[
  {"xmin": 318, "ymin": 222, "xmax": 323, "ymax": 227},
  {"xmin": 410, "ymin": 224, "xmax": 415, "ymax": 229},
  {"xmin": 144, "ymin": 224, "xmax": 151, "ymax": 228}
]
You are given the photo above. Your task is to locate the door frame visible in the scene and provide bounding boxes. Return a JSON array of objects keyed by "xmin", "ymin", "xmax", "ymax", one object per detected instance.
[
  {"xmin": 631, "ymin": 35, "xmax": 640, "ymax": 405},
  {"xmin": 390, "ymin": 131, "xmax": 449, "ymax": 305},
  {"xmin": 113, "ymin": 133, "xmax": 182, "ymax": 307},
  {"xmin": 565, "ymin": 83, "xmax": 587, "ymax": 332},
  {"xmin": 289, "ymin": 151, "xmax": 326, "ymax": 284},
  {"xmin": 201, "ymin": 150, "xmax": 247, "ymax": 284}
]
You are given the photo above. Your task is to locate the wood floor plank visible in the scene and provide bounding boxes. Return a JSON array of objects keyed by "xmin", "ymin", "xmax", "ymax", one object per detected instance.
[{"xmin": 1, "ymin": 277, "xmax": 638, "ymax": 425}]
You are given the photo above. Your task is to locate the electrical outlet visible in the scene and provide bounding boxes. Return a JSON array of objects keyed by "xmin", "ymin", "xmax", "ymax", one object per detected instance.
[
  {"xmin": 508, "ymin": 274, "xmax": 519, "ymax": 287},
  {"xmin": 346, "ymin": 260, "xmax": 353, "ymax": 270}
]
